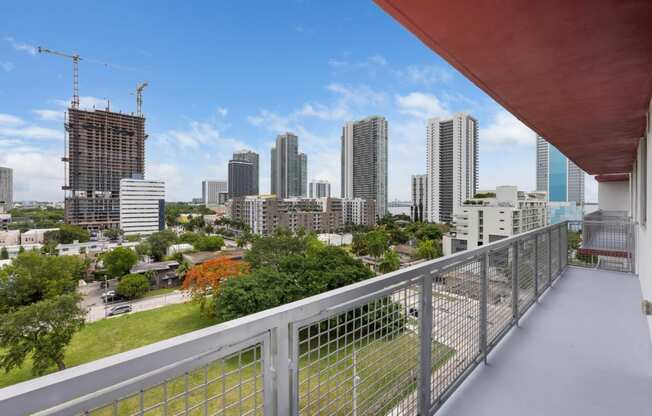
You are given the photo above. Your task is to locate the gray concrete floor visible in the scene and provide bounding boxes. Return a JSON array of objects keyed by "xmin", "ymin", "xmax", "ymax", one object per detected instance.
[{"xmin": 436, "ymin": 266, "xmax": 652, "ymax": 416}]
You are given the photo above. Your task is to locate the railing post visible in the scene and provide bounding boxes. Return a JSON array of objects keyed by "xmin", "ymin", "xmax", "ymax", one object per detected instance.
[
  {"xmin": 511, "ymin": 241, "xmax": 519, "ymax": 326},
  {"xmin": 547, "ymin": 228, "xmax": 553, "ymax": 286},
  {"xmin": 479, "ymin": 252, "xmax": 488, "ymax": 364},
  {"xmin": 534, "ymin": 234, "xmax": 539, "ymax": 301},
  {"xmin": 273, "ymin": 324, "xmax": 291, "ymax": 416},
  {"xmin": 558, "ymin": 224, "xmax": 564, "ymax": 274},
  {"xmin": 418, "ymin": 273, "xmax": 433, "ymax": 416}
]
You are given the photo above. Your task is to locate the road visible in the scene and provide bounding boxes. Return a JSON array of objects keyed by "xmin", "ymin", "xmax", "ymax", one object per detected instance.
[{"xmin": 80, "ymin": 281, "xmax": 189, "ymax": 322}]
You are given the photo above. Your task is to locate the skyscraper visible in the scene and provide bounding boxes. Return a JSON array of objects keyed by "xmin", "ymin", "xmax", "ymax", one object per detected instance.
[
  {"xmin": 298, "ymin": 153, "xmax": 308, "ymax": 197},
  {"xmin": 536, "ymin": 135, "xmax": 585, "ymax": 203},
  {"xmin": 411, "ymin": 174, "xmax": 427, "ymax": 222},
  {"xmin": 270, "ymin": 133, "xmax": 305, "ymax": 199},
  {"xmin": 64, "ymin": 108, "xmax": 146, "ymax": 230},
  {"xmin": 228, "ymin": 160, "xmax": 256, "ymax": 198},
  {"xmin": 232, "ymin": 150, "xmax": 259, "ymax": 195},
  {"xmin": 426, "ymin": 113, "xmax": 478, "ymax": 223},
  {"xmin": 309, "ymin": 180, "xmax": 331, "ymax": 198},
  {"xmin": 341, "ymin": 116, "xmax": 388, "ymax": 218},
  {"xmin": 202, "ymin": 180, "xmax": 228, "ymax": 206},
  {"xmin": 0, "ymin": 167, "xmax": 12, "ymax": 213}
]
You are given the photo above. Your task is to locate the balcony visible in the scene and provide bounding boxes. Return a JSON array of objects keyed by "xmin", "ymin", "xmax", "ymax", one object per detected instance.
[{"xmin": 1, "ymin": 221, "xmax": 648, "ymax": 415}]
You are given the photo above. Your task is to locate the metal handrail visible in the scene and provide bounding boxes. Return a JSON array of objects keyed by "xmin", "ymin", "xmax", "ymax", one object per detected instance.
[{"xmin": 0, "ymin": 222, "xmax": 570, "ymax": 416}]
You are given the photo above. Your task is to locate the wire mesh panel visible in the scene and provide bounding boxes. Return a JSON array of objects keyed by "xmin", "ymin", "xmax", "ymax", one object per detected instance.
[
  {"xmin": 517, "ymin": 236, "xmax": 536, "ymax": 313},
  {"xmin": 85, "ymin": 344, "xmax": 265, "ymax": 416},
  {"xmin": 485, "ymin": 246, "xmax": 514, "ymax": 346},
  {"xmin": 536, "ymin": 233, "xmax": 549, "ymax": 294},
  {"xmin": 431, "ymin": 257, "xmax": 482, "ymax": 406},
  {"xmin": 550, "ymin": 228, "xmax": 560, "ymax": 279},
  {"xmin": 560, "ymin": 226, "xmax": 568, "ymax": 269},
  {"xmin": 296, "ymin": 283, "xmax": 421, "ymax": 416}
]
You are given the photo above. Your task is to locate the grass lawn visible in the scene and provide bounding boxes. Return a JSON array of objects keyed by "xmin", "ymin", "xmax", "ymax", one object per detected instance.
[
  {"xmin": 0, "ymin": 302, "xmax": 217, "ymax": 389},
  {"xmin": 142, "ymin": 287, "xmax": 178, "ymax": 298}
]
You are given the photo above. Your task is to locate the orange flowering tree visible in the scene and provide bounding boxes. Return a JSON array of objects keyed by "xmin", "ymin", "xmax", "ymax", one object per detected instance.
[{"xmin": 182, "ymin": 257, "xmax": 250, "ymax": 315}]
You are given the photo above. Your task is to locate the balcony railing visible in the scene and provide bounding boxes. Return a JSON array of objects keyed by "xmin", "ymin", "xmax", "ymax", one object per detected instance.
[
  {"xmin": 568, "ymin": 215, "xmax": 635, "ymax": 273},
  {"xmin": 0, "ymin": 223, "xmax": 570, "ymax": 416}
]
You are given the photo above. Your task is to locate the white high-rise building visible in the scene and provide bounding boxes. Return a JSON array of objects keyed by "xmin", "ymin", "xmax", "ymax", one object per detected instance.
[
  {"xmin": 426, "ymin": 113, "xmax": 478, "ymax": 223},
  {"xmin": 341, "ymin": 116, "xmax": 388, "ymax": 218},
  {"xmin": 309, "ymin": 180, "xmax": 331, "ymax": 198},
  {"xmin": 202, "ymin": 180, "xmax": 228, "ymax": 206},
  {"xmin": 119, "ymin": 179, "xmax": 165, "ymax": 236}
]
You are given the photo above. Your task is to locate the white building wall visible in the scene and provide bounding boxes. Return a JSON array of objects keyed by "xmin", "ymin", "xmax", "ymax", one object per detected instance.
[
  {"xmin": 426, "ymin": 118, "xmax": 440, "ymax": 223},
  {"xmin": 120, "ymin": 179, "xmax": 165, "ymax": 236},
  {"xmin": 598, "ymin": 181, "xmax": 630, "ymax": 212}
]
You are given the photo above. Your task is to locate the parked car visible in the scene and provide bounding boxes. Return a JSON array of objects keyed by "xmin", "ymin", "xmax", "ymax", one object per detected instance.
[
  {"xmin": 107, "ymin": 304, "xmax": 132, "ymax": 316},
  {"xmin": 100, "ymin": 280, "xmax": 110, "ymax": 289},
  {"xmin": 100, "ymin": 290, "xmax": 116, "ymax": 301}
]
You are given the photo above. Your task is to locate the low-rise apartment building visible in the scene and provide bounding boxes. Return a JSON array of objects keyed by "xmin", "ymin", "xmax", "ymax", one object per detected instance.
[
  {"xmin": 0, "ymin": 230, "xmax": 20, "ymax": 247},
  {"xmin": 443, "ymin": 186, "xmax": 547, "ymax": 256},
  {"xmin": 20, "ymin": 228, "xmax": 58, "ymax": 245}
]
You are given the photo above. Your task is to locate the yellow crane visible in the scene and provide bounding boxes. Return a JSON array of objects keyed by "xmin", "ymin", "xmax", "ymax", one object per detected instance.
[{"xmin": 37, "ymin": 46, "xmax": 82, "ymax": 109}]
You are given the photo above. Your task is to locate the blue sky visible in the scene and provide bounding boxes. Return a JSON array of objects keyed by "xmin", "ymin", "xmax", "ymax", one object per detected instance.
[{"xmin": 0, "ymin": 1, "xmax": 596, "ymax": 202}]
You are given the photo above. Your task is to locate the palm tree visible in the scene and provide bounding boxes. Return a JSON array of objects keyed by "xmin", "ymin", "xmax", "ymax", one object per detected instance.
[{"xmin": 378, "ymin": 250, "xmax": 401, "ymax": 274}]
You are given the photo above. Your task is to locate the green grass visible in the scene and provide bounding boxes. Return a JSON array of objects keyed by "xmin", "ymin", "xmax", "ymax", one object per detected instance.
[
  {"xmin": 142, "ymin": 287, "xmax": 178, "ymax": 298},
  {"xmin": 0, "ymin": 302, "xmax": 217, "ymax": 388}
]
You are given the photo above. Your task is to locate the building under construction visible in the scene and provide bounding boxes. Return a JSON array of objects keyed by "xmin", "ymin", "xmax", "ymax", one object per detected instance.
[{"xmin": 63, "ymin": 108, "xmax": 146, "ymax": 231}]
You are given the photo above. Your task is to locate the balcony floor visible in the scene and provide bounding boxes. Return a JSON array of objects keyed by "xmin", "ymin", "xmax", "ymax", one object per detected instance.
[{"xmin": 437, "ymin": 266, "xmax": 652, "ymax": 416}]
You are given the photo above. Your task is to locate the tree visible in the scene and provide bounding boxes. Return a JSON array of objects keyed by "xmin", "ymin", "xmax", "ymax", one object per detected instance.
[
  {"xmin": 135, "ymin": 241, "xmax": 152, "ymax": 258},
  {"xmin": 0, "ymin": 294, "xmax": 84, "ymax": 375},
  {"xmin": 0, "ymin": 247, "xmax": 7, "ymax": 260},
  {"xmin": 18, "ymin": 246, "xmax": 25, "ymax": 254},
  {"xmin": 244, "ymin": 229, "xmax": 309, "ymax": 270},
  {"xmin": 179, "ymin": 232, "xmax": 201, "ymax": 245},
  {"xmin": 416, "ymin": 239, "xmax": 441, "ymax": 260},
  {"xmin": 414, "ymin": 224, "xmax": 443, "ymax": 242},
  {"xmin": 56, "ymin": 224, "xmax": 90, "ymax": 244},
  {"xmin": 378, "ymin": 250, "xmax": 401, "ymax": 274},
  {"xmin": 116, "ymin": 274, "xmax": 150, "ymax": 299},
  {"xmin": 236, "ymin": 232, "xmax": 252, "ymax": 248},
  {"xmin": 183, "ymin": 257, "xmax": 249, "ymax": 313},
  {"xmin": 104, "ymin": 228, "xmax": 123, "ymax": 241},
  {"xmin": 193, "ymin": 235, "xmax": 224, "ymax": 251},
  {"xmin": 146, "ymin": 230, "xmax": 178, "ymax": 261},
  {"xmin": 103, "ymin": 247, "xmax": 138, "ymax": 278},
  {"xmin": 365, "ymin": 230, "xmax": 389, "ymax": 258},
  {"xmin": 351, "ymin": 233, "xmax": 368, "ymax": 256}
]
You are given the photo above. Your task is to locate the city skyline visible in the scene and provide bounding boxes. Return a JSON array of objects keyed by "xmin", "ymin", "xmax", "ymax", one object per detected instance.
[{"xmin": 0, "ymin": 2, "xmax": 597, "ymax": 203}]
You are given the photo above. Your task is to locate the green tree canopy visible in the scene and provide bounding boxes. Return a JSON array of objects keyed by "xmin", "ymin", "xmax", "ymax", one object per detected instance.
[
  {"xmin": 378, "ymin": 250, "xmax": 401, "ymax": 274},
  {"xmin": 416, "ymin": 239, "xmax": 441, "ymax": 260},
  {"xmin": 365, "ymin": 230, "xmax": 389, "ymax": 258},
  {"xmin": 103, "ymin": 247, "xmax": 138, "ymax": 278},
  {"xmin": 116, "ymin": 274, "xmax": 150, "ymax": 299},
  {"xmin": 44, "ymin": 224, "xmax": 90, "ymax": 245},
  {"xmin": 0, "ymin": 247, "xmax": 7, "ymax": 260},
  {"xmin": 0, "ymin": 293, "xmax": 84, "ymax": 375},
  {"xmin": 244, "ymin": 229, "xmax": 310, "ymax": 270},
  {"xmin": 103, "ymin": 228, "xmax": 123, "ymax": 240},
  {"xmin": 193, "ymin": 235, "xmax": 224, "ymax": 252},
  {"xmin": 146, "ymin": 230, "xmax": 178, "ymax": 261}
]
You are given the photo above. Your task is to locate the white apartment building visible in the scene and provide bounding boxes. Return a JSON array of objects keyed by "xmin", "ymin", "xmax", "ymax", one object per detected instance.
[
  {"xmin": 202, "ymin": 180, "xmax": 228, "ymax": 206},
  {"xmin": 443, "ymin": 186, "xmax": 547, "ymax": 256},
  {"xmin": 119, "ymin": 179, "xmax": 165, "ymax": 236},
  {"xmin": 0, "ymin": 230, "xmax": 20, "ymax": 247},
  {"xmin": 20, "ymin": 228, "xmax": 58, "ymax": 245},
  {"xmin": 342, "ymin": 198, "xmax": 376, "ymax": 228},
  {"xmin": 427, "ymin": 113, "xmax": 478, "ymax": 223}
]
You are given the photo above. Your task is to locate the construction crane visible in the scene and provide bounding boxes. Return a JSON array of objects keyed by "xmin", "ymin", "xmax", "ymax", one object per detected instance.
[
  {"xmin": 37, "ymin": 47, "xmax": 82, "ymax": 109},
  {"xmin": 135, "ymin": 81, "xmax": 149, "ymax": 117}
]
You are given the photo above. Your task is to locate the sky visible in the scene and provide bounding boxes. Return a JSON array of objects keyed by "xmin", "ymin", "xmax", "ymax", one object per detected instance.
[{"xmin": 0, "ymin": 1, "xmax": 597, "ymax": 203}]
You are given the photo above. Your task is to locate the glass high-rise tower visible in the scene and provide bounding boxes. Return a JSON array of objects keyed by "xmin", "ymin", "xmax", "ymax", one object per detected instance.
[{"xmin": 536, "ymin": 135, "xmax": 585, "ymax": 203}]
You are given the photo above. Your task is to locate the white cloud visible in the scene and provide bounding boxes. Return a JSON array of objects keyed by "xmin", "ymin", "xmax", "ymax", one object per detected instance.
[
  {"xmin": 399, "ymin": 64, "xmax": 451, "ymax": 86},
  {"xmin": 480, "ymin": 110, "xmax": 535, "ymax": 147},
  {"xmin": 157, "ymin": 120, "xmax": 245, "ymax": 151},
  {"xmin": 0, "ymin": 151, "xmax": 63, "ymax": 201},
  {"xmin": 0, "ymin": 62, "xmax": 14, "ymax": 72},
  {"xmin": 33, "ymin": 109, "xmax": 65, "ymax": 122},
  {"xmin": 0, "ymin": 113, "xmax": 24, "ymax": 126},
  {"xmin": 0, "ymin": 125, "xmax": 62, "ymax": 141},
  {"xmin": 5, "ymin": 37, "xmax": 37, "ymax": 55},
  {"xmin": 395, "ymin": 92, "xmax": 449, "ymax": 119},
  {"xmin": 53, "ymin": 96, "xmax": 108, "ymax": 110},
  {"xmin": 216, "ymin": 107, "xmax": 228, "ymax": 117}
]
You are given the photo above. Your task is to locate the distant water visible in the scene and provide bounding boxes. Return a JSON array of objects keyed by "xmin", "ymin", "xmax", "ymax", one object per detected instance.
[{"xmin": 388, "ymin": 206, "xmax": 411, "ymax": 216}]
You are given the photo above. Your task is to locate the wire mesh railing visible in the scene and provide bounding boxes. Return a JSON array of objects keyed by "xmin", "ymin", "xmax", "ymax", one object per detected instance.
[
  {"xmin": 567, "ymin": 219, "xmax": 635, "ymax": 273},
  {"xmin": 0, "ymin": 223, "xmax": 572, "ymax": 416}
]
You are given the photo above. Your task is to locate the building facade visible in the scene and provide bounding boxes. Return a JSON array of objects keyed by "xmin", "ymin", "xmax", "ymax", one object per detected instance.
[
  {"xmin": 443, "ymin": 186, "xmax": 547, "ymax": 256},
  {"xmin": 427, "ymin": 113, "xmax": 478, "ymax": 224},
  {"xmin": 342, "ymin": 198, "xmax": 376, "ymax": 228},
  {"xmin": 232, "ymin": 150, "xmax": 259, "ymax": 195},
  {"xmin": 271, "ymin": 133, "xmax": 306, "ymax": 199},
  {"xmin": 411, "ymin": 174, "xmax": 428, "ymax": 222},
  {"xmin": 0, "ymin": 167, "xmax": 12, "ymax": 213},
  {"xmin": 309, "ymin": 180, "xmax": 331, "ymax": 198},
  {"xmin": 64, "ymin": 109, "xmax": 146, "ymax": 230},
  {"xmin": 228, "ymin": 160, "xmax": 256, "ymax": 198},
  {"xmin": 341, "ymin": 116, "xmax": 388, "ymax": 218},
  {"xmin": 536, "ymin": 135, "xmax": 585, "ymax": 203},
  {"xmin": 119, "ymin": 179, "xmax": 165, "ymax": 236},
  {"xmin": 202, "ymin": 180, "xmax": 228, "ymax": 206},
  {"xmin": 298, "ymin": 153, "xmax": 308, "ymax": 197}
]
